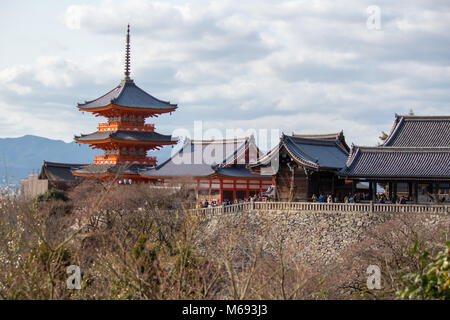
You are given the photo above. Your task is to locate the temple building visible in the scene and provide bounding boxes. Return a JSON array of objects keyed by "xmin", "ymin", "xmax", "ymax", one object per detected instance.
[
  {"xmin": 72, "ymin": 25, "xmax": 177, "ymax": 182},
  {"xmin": 249, "ymin": 132, "xmax": 352, "ymax": 201},
  {"xmin": 39, "ymin": 161, "xmax": 85, "ymax": 190},
  {"xmin": 142, "ymin": 136, "xmax": 273, "ymax": 202},
  {"xmin": 339, "ymin": 115, "xmax": 450, "ymax": 203},
  {"xmin": 20, "ymin": 161, "xmax": 85, "ymax": 200}
]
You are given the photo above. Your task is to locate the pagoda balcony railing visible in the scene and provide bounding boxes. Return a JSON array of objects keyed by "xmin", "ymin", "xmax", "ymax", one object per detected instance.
[
  {"xmin": 98, "ymin": 122, "xmax": 155, "ymax": 132},
  {"xmin": 94, "ymin": 155, "xmax": 156, "ymax": 165}
]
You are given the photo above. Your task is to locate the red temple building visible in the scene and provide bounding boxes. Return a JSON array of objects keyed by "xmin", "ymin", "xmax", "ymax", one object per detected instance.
[
  {"xmin": 142, "ymin": 136, "xmax": 274, "ymax": 202},
  {"xmin": 73, "ymin": 25, "xmax": 177, "ymax": 182}
]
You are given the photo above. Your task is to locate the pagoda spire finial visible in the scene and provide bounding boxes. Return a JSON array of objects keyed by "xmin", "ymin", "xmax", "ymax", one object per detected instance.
[{"xmin": 124, "ymin": 24, "xmax": 131, "ymax": 80}]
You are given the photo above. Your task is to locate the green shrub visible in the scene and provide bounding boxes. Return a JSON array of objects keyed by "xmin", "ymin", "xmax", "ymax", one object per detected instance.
[
  {"xmin": 35, "ymin": 188, "xmax": 68, "ymax": 202},
  {"xmin": 397, "ymin": 240, "xmax": 450, "ymax": 300}
]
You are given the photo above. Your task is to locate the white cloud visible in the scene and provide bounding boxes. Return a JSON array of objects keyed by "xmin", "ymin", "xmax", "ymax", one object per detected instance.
[
  {"xmin": 396, "ymin": 10, "xmax": 450, "ymax": 33},
  {"xmin": 1, "ymin": 0, "xmax": 450, "ymax": 147},
  {"xmin": 0, "ymin": 65, "xmax": 33, "ymax": 95}
]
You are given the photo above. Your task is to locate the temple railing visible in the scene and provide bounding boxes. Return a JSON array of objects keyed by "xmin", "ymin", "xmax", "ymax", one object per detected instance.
[
  {"xmin": 98, "ymin": 122, "xmax": 155, "ymax": 132},
  {"xmin": 94, "ymin": 155, "xmax": 156, "ymax": 165},
  {"xmin": 191, "ymin": 201, "xmax": 449, "ymax": 215}
]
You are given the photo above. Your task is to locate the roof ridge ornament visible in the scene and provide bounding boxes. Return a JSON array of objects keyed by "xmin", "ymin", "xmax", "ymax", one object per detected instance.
[{"xmin": 124, "ymin": 24, "xmax": 131, "ymax": 81}]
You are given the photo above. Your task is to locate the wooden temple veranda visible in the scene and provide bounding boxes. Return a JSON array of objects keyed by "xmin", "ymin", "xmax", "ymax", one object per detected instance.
[
  {"xmin": 339, "ymin": 115, "xmax": 450, "ymax": 204},
  {"xmin": 248, "ymin": 131, "xmax": 355, "ymax": 202}
]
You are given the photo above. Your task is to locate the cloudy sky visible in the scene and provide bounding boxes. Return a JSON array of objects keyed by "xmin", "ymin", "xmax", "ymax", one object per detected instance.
[{"xmin": 1, "ymin": 0, "xmax": 450, "ymax": 149}]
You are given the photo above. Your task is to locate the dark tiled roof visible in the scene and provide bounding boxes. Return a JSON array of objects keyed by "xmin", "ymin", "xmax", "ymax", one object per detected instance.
[
  {"xmin": 283, "ymin": 135, "xmax": 349, "ymax": 169},
  {"xmin": 292, "ymin": 131, "xmax": 350, "ymax": 152},
  {"xmin": 383, "ymin": 115, "xmax": 450, "ymax": 147},
  {"xmin": 250, "ymin": 133, "xmax": 349, "ymax": 171},
  {"xmin": 39, "ymin": 161, "xmax": 86, "ymax": 182},
  {"xmin": 77, "ymin": 79, "xmax": 177, "ymax": 110},
  {"xmin": 73, "ymin": 164, "xmax": 151, "ymax": 176},
  {"xmin": 217, "ymin": 166, "xmax": 272, "ymax": 178},
  {"xmin": 340, "ymin": 147, "xmax": 450, "ymax": 179},
  {"xmin": 292, "ymin": 132, "xmax": 343, "ymax": 140},
  {"xmin": 144, "ymin": 163, "xmax": 214, "ymax": 178},
  {"xmin": 142, "ymin": 136, "xmax": 270, "ymax": 178},
  {"xmin": 74, "ymin": 130, "xmax": 176, "ymax": 143}
]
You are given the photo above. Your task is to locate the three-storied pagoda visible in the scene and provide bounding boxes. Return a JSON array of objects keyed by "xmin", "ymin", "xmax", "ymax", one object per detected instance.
[{"xmin": 73, "ymin": 25, "xmax": 177, "ymax": 182}]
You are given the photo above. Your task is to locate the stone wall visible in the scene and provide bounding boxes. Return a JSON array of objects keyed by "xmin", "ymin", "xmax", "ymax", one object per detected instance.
[
  {"xmin": 20, "ymin": 174, "xmax": 48, "ymax": 200},
  {"xmin": 200, "ymin": 209, "xmax": 450, "ymax": 266}
]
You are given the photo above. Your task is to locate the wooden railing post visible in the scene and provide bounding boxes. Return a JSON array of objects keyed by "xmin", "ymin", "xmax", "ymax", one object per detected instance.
[{"xmin": 189, "ymin": 201, "xmax": 449, "ymax": 215}]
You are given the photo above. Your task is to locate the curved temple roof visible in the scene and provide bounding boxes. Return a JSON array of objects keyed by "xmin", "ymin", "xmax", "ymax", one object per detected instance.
[
  {"xmin": 340, "ymin": 114, "xmax": 450, "ymax": 180},
  {"xmin": 77, "ymin": 25, "xmax": 177, "ymax": 112},
  {"xmin": 292, "ymin": 131, "xmax": 350, "ymax": 152},
  {"xmin": 39, "ymin": 161, "xmax": 87, "ymax": 182},
  {"xmin": 74, "ymin": 130, "xmax": 176, "ymax": 144},
  {"xmin": 340, "ymin": 147, "xmax": 450, "ymax": 180},
  {"xmin": 250, "ymin": 134, "xmax": 349, "ymax": 171},
  {"xmin": 72, "ymin": 163, "xmax": 151, "ymax": 176},
  {"xmin": 382, "ymin": 114, "xmax": 450, "ymax": 147},
  {"xmin": 77, "ymin": 79, "xmax": 177, "ymax": 111},
  {"xmin": 142, "ymin": 136, "xmax": 272, "ymax": 179}
]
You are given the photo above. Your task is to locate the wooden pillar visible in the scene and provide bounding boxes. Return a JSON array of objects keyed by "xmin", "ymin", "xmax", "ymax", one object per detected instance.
[
  {"xmin": 272, "ymin": 175, "xmax": 277, "ymax": 201},
  {"xmin": 413, "ymin": 182, "xmax": 418, "ymax": 204},
  {"xmin": 306, "ymin": 174, "xmax": 311, "ymax": 200},
  {"xmin": 331, "ymin": 174, "xmax": 336, "ymax": 196},
  {"xmin": 368, "ymin": 181, "xmax": 373, "ymax": 200},
  {"xmin": 435, "ymin": 183, "xmax": 440, "ymax": 204},
  {"xmin": 372, "ymin": 181, "xmax": 377, "ymax": 202},
  {"xmin": 388, "ymin": 181, "xmax": 393, "ymax": 201},
  {"xmin": 288, "ymin": 164, "xmax": 295, "ymax": 202},
  {"xmin": 219, "ymin": 179, "xmax": 223, "ymax": 203},
  {"xmin": 393, "ymin": 182, "xmax": 398, "ymax": 203},
  {"xmin": 246, "ymin": 179, "xmax": 250, "ymax": 199},
  {"xmin": 351, "ymin": 180, "xmax": 356, "ymax": 196},
  {"xmin": 196, "ymin": 179, "xmax": 200, "ymax": 201},
  {"xmin": 317, "ymin": 173, "xmax": 321, "ymax": 195},
  {"xmin": 408, "ymin": 181, "xmax": 412, "ymax": 201},
  {"xmin": 208, "ymin": 179, "xmax": 212, "ymax": 203}
]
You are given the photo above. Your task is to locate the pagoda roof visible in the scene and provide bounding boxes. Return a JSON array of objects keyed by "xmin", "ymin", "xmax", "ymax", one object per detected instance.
[
  {"xmin": 39, "ymin": 161, "xmax": 87, "ymax": 182},
  {"xmin": 77, "ymin": 79, "xmax": 177, "ymax": 111},
  {"xmin": 382, "ymin": 114, "xmax": 450, "ymax": 147},
  {"xmin": 250, "ymin": 133, "xmax": 349, "ymax": 172},
  {"xmin": 142, "ymin": 136, "xmax": 271, "ymax": 179},
  {"xmin": 72, "ymin": 163, "xmax": 150, "ymax": 176},
  {"xmin": 74, "ymin": 130, "xmax": 176, "ymax": 144},
  {"xmin": 339, "ymin": 146, "xmax": 450, "ymax": 180}
]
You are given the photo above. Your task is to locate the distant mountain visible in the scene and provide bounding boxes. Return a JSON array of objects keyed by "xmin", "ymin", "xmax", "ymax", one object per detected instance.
[{"xmin": 0, "ymin": 135, "xmax": 176, "ymax": 186}]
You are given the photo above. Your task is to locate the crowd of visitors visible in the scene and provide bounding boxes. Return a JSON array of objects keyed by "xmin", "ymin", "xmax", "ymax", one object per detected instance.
[
  {"xmin": 310, "ymin": 192, "xmax": 420, "ymax": 204},
  {"xmin": 195, "ymin": 192, "xmax": 446, "ymax": 208},
  {"xmin": 195, "ymin": 194, "xmax": 269, "ymax": 208}
]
